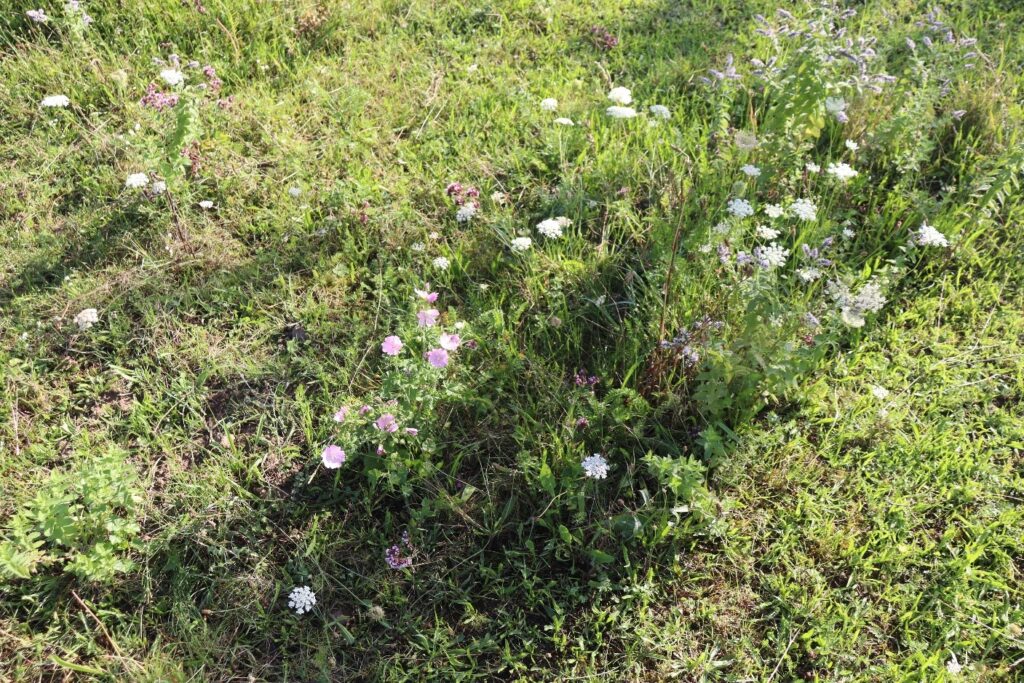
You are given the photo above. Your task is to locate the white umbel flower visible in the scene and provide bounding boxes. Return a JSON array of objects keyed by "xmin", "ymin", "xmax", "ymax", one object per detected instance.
[
  {"xmin": 758, "ymin": 243, "xmax": 790, "ymax": 269},
  {"xmin": 198, "ymin": 200, "xmax": 214, "ymax": 209},
  {"xmin": 553, "ymin": 117, "xmax": 574, "ymax": 126},
  {"xmin": 540, "ymin": 97, "xmax": 558, "ymax": 112},
  {"xmin": 73, "ymin": 308, "xmax": 99, "ymax": 330},
  {"xmin": 125, "ymin": 173, "xmax": 149, "ymax": 189},
  {"xmin": 827, "ymin": 162, "xmax": 858, "ymax": 181},
  {"xmin": 916, "ymin": 222, "xmax": 949, "ymax": 247},
  {"xmin": 756, "ymin": 224, "xmax": 780, "ymax": 239},
  {"xmin": 727, "ymin": 198, "xmax": 754, "ymax": 218},
  {"xmin": 741, "ymin": 164, "xmax": 761, "ymax": 177},
  {"xmin": 41, "ymin": 94, "xmax": 70, "ymax": 108},
  {"xmin": 806, "ymin": 162, "xmax": 821, "ymax": 173},
  {"xmin": 581, "ymin": 453, "xmax": 609, "ymax": 479},
  {"xmin": 763, "ymin": 203, "xmax": 783, "ymax": 218},
  {"xmin": 287, "ymin": 586, "xmax": 317, "ymax": 615},
  {"xmin": 871, "ymin": 385, "xmax": 890, "ymax": 399},
  {"xmin": 648, "ymin": 104, "xmax": 670, "ymax": 119},
  {"xmin": 607, "ymin": 87, "xmax": 632, "ymax": 105},
  {"xmin": 606, "ymin": 106, "xmax": 637, "ymax": 119},
  {"xmin": 510, "ymin": 237, "xmax": 532, "ymax": 252},
  {"xmin": 160, "ymin": 69, "xmax": 185, "ymax": 86},
  {"xmin": 432, "ymin": 256, "xmax": 450, "ymax": 270},
  {"xmin": 455, "ymin": 203, "xmax": 477, "ymax": 222},
  {"xmin": 825, "ymin": 96, "xmax": 847, "ymax": 114},
  {"xmin": 789, "ymin": 198, "xmax": 818, "ymax": 221},
  {"xmin": 288, "ymin": 186, "xmax": 302, "ymax": 198},
  {"xmin": 845, "ymin": 139, "xmax": 859, "ymax": 152},
  {"xmin": 537, "ymin": 217, "xmax": 569, "ymax": 239}
]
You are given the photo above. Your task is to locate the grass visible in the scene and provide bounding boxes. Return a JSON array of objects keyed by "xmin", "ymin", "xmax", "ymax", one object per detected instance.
[{"xmin": 1, "ymin": 0, "xmax": 1023, "ymax": 680}]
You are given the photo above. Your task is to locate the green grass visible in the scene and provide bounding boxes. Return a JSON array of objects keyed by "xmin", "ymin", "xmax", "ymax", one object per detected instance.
[{"xmin": 1, "ymin": 0, "xmax": 1022, "ymax": 680}]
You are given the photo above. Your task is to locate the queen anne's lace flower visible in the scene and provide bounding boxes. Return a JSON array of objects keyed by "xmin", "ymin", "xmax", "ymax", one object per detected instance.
[
  {"xmin": 125, "ymin": 173, "xmax": 149, "ymax": 189},
  {"xmin": 41, "ymin": 95, "xmax": 70, "ymax": 108},
  {"xmin": 432, "ymin": 256, "xmax": 450, "ymax": 270},
  {"xmin": 827, "ymin": 162, "xmax": 859, "ymax": 181},
  {"xmin": 287, "ymin": 586, "xmax": 317, "ymax": 615},
  {"xmin": 741, "ymin": 164, "xmax": 761, "ymax": 177},
  {"xmin": 727, "ymin": 198, "xmax": 754, "ymax": 218},
  {"xmin": 606, "ymin": 106, "xmax": 637, "ymax": 119},
  {"xmin": 756, "ymin": 225, "xmax": 780, "ymax": 240},
  {"xmin": 511, "ymin": 236, "xmax": 532, "ymax": 251},
  {"xmin": 755, "ymin": 243, "xmax": 789, "ymax": 269},
  {"xmin": 73, "ymin": 308, "xmax": 99, "ymax": 330},
  {"xmin": 536, "ymin": 218, "xmax": 565, "ymax": 238},
  {"xmin": 828, "ymin": 279, "xmax": 887, "ymax": 328},
  {"xmin": 607, "ymin": 86, "xmax": 632, "ymax": 105},
  {"xmin": 540, "ymin": 97, "xmax": 558, "ymax": 111},
  {"xmin": 553, "ymin": 117, "xmax": 574, "ymax": 126},
  {"xmin": 581, "ymin": 453, "xmax": 609, "ymax": 479},
  {"xmin": 455, "ymin": 203, "xmax": 477, "ymax": 222},
  {"xmin": 763, "ymin": 203, "xmax": 783, "ymax": 218},
  {"xmin": 648, "ymin": 104, "xmax": 670, "ymax": 119},
  {"xmin": 789, "ymin": 198, "xmax": 818, "ymax": 221},
  {"xmin": 916, "ymin": 222, "xmax": 949, "ymax": 247}
]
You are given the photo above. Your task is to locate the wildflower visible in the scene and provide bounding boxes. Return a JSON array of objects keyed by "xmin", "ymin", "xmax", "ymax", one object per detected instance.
[
  {"xmin": 946, "ymin": 654, "xmax": 962, "ymax": 675},
  {"xmin": 589, "ymin": 26, "xmax": 618, "ymax": 50},
  {"xmin": 842, "ymin": 227, "xmax": 856, "ymax": 239},
  {"xmin": 41, "ymin": 95, "xmax": 70, "ymax": 108},
  {"xmin": 553, "ymin": 117, "xmax": 574, "ymax": 126},
  {"xmin": 359, "ymin": 404, "xmax": 372, "ymax": 416},
  {"xmin": 734, "ymin": 130, "xmax": 759, "ymax": 150},
  {"xmin": 756, "ymin": 225, "xmax": 780, "ymax": 239},
  {"xmin": 574, "ymin": 369, "xmax": 599, "ymax": 387},
  {"xmin": 607, "ymin": 86, "xmax": 632, "ymax": 105},
  {"xmin": 536, "ymin": 218, "xmax": 564, "ymax": 239},
  {"xmin": 160, "ymin": 69, "xmax": 185, "ymax": 86},
  {"xmin": 871, "ymin": 385, "xmax": 890, "ymax": 399},
  {"xmin": 754, "ymin": 243, "xmax": 789, "ymax": 269},
  {"xmin": 581, "ymin": 453, "xmax": 609, "ymax": 479},
  {"xmin": 425, "ymin": 348, "xmax": 449, "ymax": 368},
  {"xmin": 151, "ymin": 180, "xmax": 167, "ymax": 194},
  {"xmin": 455, "ymin": 203, "xmax": 477, "ymax": 222},
  {"xmin": 829, "ymin": 279, "xmax": 886, "ymax": 328},
  {"xmin": 376, "ymin": 444, "xmax": 386, "ymax": 455},
  {"xmin": 797, "ymin": 267, "xmax": 822, "ymax": 282},
  {"xmin": 375, "ymin": 414, "xmax": 399, "ymax": 432},
  {"xmin": 417, "ymin": 309, "xmax": 440, "ymax": 327},
  {"xmin": 845, "ymin": 139, "xmax": 859, "ymax": 152},
  {"xmin": 606, "ymin": 106, "xmax": 637, "ymax": 119},
  {"xmin": 575, "ymin": 417, "xmax": 589, "ymax": 430},
  {"xmin": 510, "ymin": 236, "xmax": 532, "ymax": 251},
  {"xmin": 125, "ymin": 173, "xmax": 149, "ymax": 189},
  {"xmin": 366, "ymin": 604, "xmax": 386, "ymax": 621},
  {"xmin": 140, "ymin": 83, "xmax": 179, "ymax": 110},
  {"xmin": 432, "ymin": 256, "xmax": 450, "ymax": 270},
  {"xmin": 288, "ymin": 186, "xmax": 302, "ymax": 198},
  {"xmin": 414, "ymin": 285, "xmax": 438, "ymax": 303},
  {"xmin": 198, "ymin": 200, "xmax": 214, "ymax": 209},
  {"xmin": 741, "ymin": 165, "xmax": 761, "ymax": 178},
  {"xmin": 763, "ymin": 203, "xmax": 783, "ymax": 219},
  {"xmin": 806, "ymin": 162, "xmax": 821, "ymax": 173},
  {"xmin": 916, "ymin": 222, "xmax": 949, "ymax": 247},
  {"xmin": 321, "ymin": 445, "xmax": 346, "ymax": 469},
  {"xmin": 789, "ymin": 198, "xmax": 818, "ymax": 221},
  {"xmin": 727, "ymin": 198, "xmax": 754, "ymax": 218},
  {"xmin": 287, "ymin": 586, "xmax": 317, "ymax": 615},
  {"xmin": 825, "ymin": 96, "xmax": 847, "ymax": 114},
  {"xmin": 540, "ymin": 97, "xmax": 558, "ymax": 111},
  {"xmin": 404, "ymin": 427, "xmax": 419, "ymax": 436},
  {"xmin": 649, "ymin": 104, "xmax": 671, "ymax": 119},
  {"xmin": 439, "ymin": 333, "xmax": 461, "ymax": 351},
  {"xmin": 381, "ymin": 335, "xmax": 403, "ymax": 356},
  {"xmin": 410, "ymin": 242, "xmax": 425, "ymax": 252},
  {"xmin": 827, "ymin": 162, "xmax": 859, "ymax": 181},
  {"xmin": 333, "ymin": 407, "xmax": 349, "ymax": 423},
  {"xmin": 385, "ymin": 532, "xmax": 414, "ymax": 569},
  {"xmin": 73, "ymin": 308, "xmax": 99, "ymax": 330},
  {"xmin": 26, "ymin": 8, "xmax": 48, "ymax": 22}
]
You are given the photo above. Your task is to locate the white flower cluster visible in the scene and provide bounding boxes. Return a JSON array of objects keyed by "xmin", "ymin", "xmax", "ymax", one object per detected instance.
[
  {"xmin": 741, "ymin": 164, "xmax": 761, "ymax": 177},
  {"xmin": 125, "ymin": 172, "xmax": 149, "ymax": 189},
  {"xmin": 756, "ymin": 225, "xmax": 780, "ymax": 239},
  {"xmin": 73, "ymin": 308, "xmax": 99, "ymax": 330},
  {"xmin": 455, "ymin": 203, "xmax": 477, "ymax": 223},
  {"xmin": 827, "ymin": 162, "xmax": 859, "ymax": 181},
  {"xmin": 758, "ymin": 243, "xmax": 790, "ymax": 269},
  {"xmin": 536, "ymin": 216, "xmax": 571, "ymax": 239},
  {"xmin": 510, "ymin": 236, "xmax": 532, "ymax": 252},
  {"xmin": 763, "ymin": 203, "xmax": 783, "ymax": 218},
  {"xmin": 287, "ymin": 586, "xmax": 317, "ymax": 615},
  {"xmin": 581, "ymin": 453, "xmax": 609, "ymax": 479},
  {"xmin": 41, "ymin": 94, "xmax": 70, "ymax": 108},
  {"xmin": 828, "ymin": 279, "xmax": 887, "ymax": 328},
  {"xmin": 789, "ymin": 198, "xmax": 818, "ymax": 221},
  {"xmin": 727, "ymin": 198, "xmax": 754, "ymax": 218},
  {"xmin": 916, "ymin": 222, "xmax": 949, "ymax": 247}
]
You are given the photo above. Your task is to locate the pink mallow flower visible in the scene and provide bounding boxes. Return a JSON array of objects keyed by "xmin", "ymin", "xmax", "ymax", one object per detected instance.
[
  {"xmin": 381, "ymin": 335, "xmax": 403, "ymax": 356},
  {"xmin": 415, "ymin": 285, "xmax": 439, "ymax": 303},
  {"xmin": 333, "ymin": 407, "xmax": 350, "ymax": 423},
  {"xmin": 359, "ymin": 404, "xmax": 372, "ymax": 416},
  {"xmin": 375, "ymin": 413, "xmax": 399, "ymax": 432},
  {"xmin": 425, "ymin": 348, "xmax": 450, "ymax": 368},
  {"xmin": 321, "ymin": 445, "xmax": 346, "ymax": 469},
  {"xmin": 439, "ymin": 333, "xmax": 461, "ymax": 351},
  {"xmin": 404, "ymin": 427, "xmax": 419, "ymax": 436},
  {"xmin": 376, "ymin": 444, "xmax": 386, "ymax": 455},
  {"xmin": 417, "ymin": 309, "xmax": 440, "ymax": 327}
]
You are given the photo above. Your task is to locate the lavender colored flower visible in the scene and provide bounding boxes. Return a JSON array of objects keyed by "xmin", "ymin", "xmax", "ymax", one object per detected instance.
[
  {"xmin": 439, "ymin": 333, "xmax": 461, "ymax": 351},
  {"xmin": 321, "ymin": 445, "xmax": 346, "ymax": 469},
  {"xmin": 375, "ymin": 414, "xmax": 399, "ymax": 432},
  {"xmin": 333, "ymin": 406, "xmax": 349, "ymax": 423},
  {"xmin": 425, "ymin": 348, "xmax": 449, "ymax": 368},
  {"xmin": 415, "ymin": 285, "xmax": 438, "ymax": 303},
  {"xmin": 417, "ymin": 309, "xmax": 440, "ymax": 327},
  {"xmin": 381, "ymin": 335, "xmax": 403, "ymax": 356}
]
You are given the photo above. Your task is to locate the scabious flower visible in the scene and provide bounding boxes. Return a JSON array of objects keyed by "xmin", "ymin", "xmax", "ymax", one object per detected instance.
[
  {"xmin": 359, "ymin": 404, "xmax": 372, "ymax": 416},
  {"xmin": 649, "ymin": 104, "xmax": 670, "ymax": 119},
  {"xmin": 73, "ymin": 308, "xmax": 99, "ymax": 330},
  {"xmin": 741, "ymin": 164, "xmax": 761, "ymax": 177},
  {"xmin": 827, "ymin": 162, "xmax": 859, "ymax": 181},
  {"xmin": 606, "ymin": 106, "xmax": 637, "ymax": 119},
  {"xmin": 333, "ymin": 407, "xmax": 349, "ymax": 423},
  {"xmin": 432, "ymin": 256, "xmax": 450, "ymax": 270},
  {"xmin": 404, "ymin": 427, "xmax": 419, "ymax": 436},
  {"xmin": 540, "ymin": 97, "xmax": 558, "ymax": 111},
  {"xmin": 607, "ymin": 86, "xmax": 632, "ymax": 105},
  {"xmin": 789, "ymin": 198, "xmax": 818, "ymax": 221},
  {"xmin": 381, "ymin": 335, "xmax": 403, "ymax": 356},
  {"xmin": 41, "ymin": 95, "xmax": 70, "ymax": 108},
  {"xmin": 417, "ymin": 309, "xmax": 440, "ymax": 327},
  {"xmin": 321, "ymin": 445, "xmax": 346, "ymax": 469},
  {"xmin": 581, "ymin": 453, "xmax": 609, "ymax": 479},
  {"xmin": 439, "ymin": 333, "xmax": 461, "ymax": 351},
  {"xmin": 287, "ymin": 586, "xmax": 317, "ymax": 615},
  {"xmin": 727, "ymin": 198, "xmax": 754, "ymax": 218},
  {"xmin": 26, "ymin": 8, "xmax": 48, "ymax": 22},
  {"xmin": 553, "ymin": 117, "xmax": 574, "ymax": 126},
  {"xmin": 511, "ymin": 236, "xmax": 532, "ymax": 251},
  {"xmin": 916, "ymin": 222, "xmax": 949, "ymax": 247},
  {"xmin": 125, "ymin": 173, "xmax": 149, "ymax": 189},
  {"xmin": 375, "ymin": 414, "xmax": 399, "ymax": 432},
  {"xmin": 425, "ymin": 348, "xmax": 449, "ymax": 368},
  {"xmin": 414, "ymin": 285, "xmax": 438, "ymax": 303},
  {"xmin": 160, "ymin": 69, "xmax": 185, "ymax": 86}
]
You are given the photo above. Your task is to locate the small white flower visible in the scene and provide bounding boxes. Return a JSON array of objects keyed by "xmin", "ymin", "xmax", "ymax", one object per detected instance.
[
  {"xmin": 467, "ymin": 63, "xmax": 479, "ymax": 73},
  {"xmin": 151, "ymin": 180, "xmax": 167, "ymax": 194},
  {"xmin": 606, "ymin": 106, "xmax": 637, "ymax": 119},
  {"xmin": 432, "ymin": 256, "xmax": 450, "ymax": 270},
  {"xmin": 824, "ymin": 96, "xmax": 846, "ymax": 114},
  {"xmin": 916, "ymin": 222, "xmax": 949, "ymax": 247},
  {"xmin": 871, "ymin": 385, "xmax": 890, "ymax": 399},
  {"xmin": 455, "ymin": 203, "xmax": 477, "ymax": 222},
  {"xmin": 428, "ymin": 231, "xmax": 441, "ymax": 240},
  {"xmin": 73, "ymin": 308, "xmax": 99, "ymax": 331},
  {"xmin": 40, "ymin": 94, "xmax": 70, "ymax": 108},
  {"xmin": 845, "ymin": 139, "xmax": 859, "ymax": 152},
  {"xmin": 712, "ymin": 221, "xmax": 731, "ymax": 235},
  {"xmin": 797, "ymin": 267, "xmax": 822, "ymax": 282},
  {"xmin": 741, "ymin": 164, "xmax": 761, "ymax": 177},
  {"xmin": 789, "ymin": 198, "xmax": 818, "ymax": 221},
  {"xmin": 553, "ymin": 117, "xmax": 574, "ymax": 126},
  {"xmin": 491, "ymin": 191, "xmax": 508, "ymax": 204},
  {"xmin": 734, "ymin": 130, "xmax": 758, "ymax": 150},
  {"xmin": 756, "ymin": 224, "xmax": 780, "ymax": 239},
  {"xmin": 842, "ymin": 227, "xmax": 856, "ymax": 239},
  {"xmin": 125, "ymin": 172, "xmax": 149, "ymax": 189},
  {"xmin": 160, "ymin": 69, "xmax": 185, "ymax": 86},
  {"xmin": 510, "ymin": 236, "xmax": 532, "ymax": 252},
  {"xmin": 806, "ymin": 162, "xmax": 821, "ymax": 173},
  {"xmin": 698, "ymin": 242, "xmax": 713, "ymax": 253},
  {"xmin": 763, "ymin": 203, "xmax": 784, "ymax": 218},
  {"xmin": 581, "ymin": 453, "xmax": 609, "ymax": 479},
  {"xmin": 410, "ymin": 242, "xmax": 425, "ymax": 252},
  {"xmin": 758, "ymin": 243, "xmax": 789, "ymax": 269},
  {"xmin": 607, "ymin": 86, "xmax": 632, "ymax": 105},
  {"xmin": 826, "ymin": 162, "xmax": 859, "ymax": 181},
  {"xmin": 540, "ymin": 97, "xmax": 558, "ymax": 112},
  {"xmin": 727, "ymin": 198, "xmax": 754, "ymax": 218},
  {"xmin": 536, "ymin": 218, "xmax": 565, "ymax": 239},
  {"xmin": 198, "ymin": 200, "xmax": 214, "ymax": 209},
  {"xmin": 288, "ymin": 186, "xmax": 302, "ymax": 198},
  {"xmin": 945, "ymin": 654, "xmax": 962, "ymax": 675},
  {"xmin": 287, "ymin": 586, "xmax": 317, "ymax": 615},
  {"xmin": 26, "ymin": 8, "xmax": 49, "ymax": 22},
  {"xmin": 648, "ymin": 104, "xmax": 670, "ymax": 119}
]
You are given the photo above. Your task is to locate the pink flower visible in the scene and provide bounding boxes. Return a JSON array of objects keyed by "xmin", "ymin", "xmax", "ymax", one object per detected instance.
[
  {"xmin": 415, "ymin": 284, "xmax": 439, "ymax": 303},
  {"xmin": 381, "ymin": 335, "xmax": 403, "ymax": 356},
  {"xmin": 376, "ymin": 444, "xmax": 386, "ymax": 455},
  {"xmin": 425, "ymin": 348, "xmax": 449, "ymax": 368},
  {"xmin": 417, "ymin": 309, "xmax": 440, "ymax": 327},
  {"xmin": 333, "ymin": 407, "xmax": 350, "ymax": 423},
  {"xmin": 359, "ymin": 404, "xmax": 372, "ymax": 416},
  {"xmin": 439, "ymin": 333, "xmax": 461, "ymax": 351},
  {"xmin": 404, "ymin": 427, "xmax": 419, "ymax": 436},
  {"xmin": 375, "ymin": 413, "xmax": 399, "ymax": 432},
  {"xmin": 321, "ymin": 445, "xmax": 346, "ymax": 469}
]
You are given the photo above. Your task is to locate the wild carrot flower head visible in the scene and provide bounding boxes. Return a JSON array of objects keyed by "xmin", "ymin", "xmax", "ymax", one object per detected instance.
[
  {"xmin": 41, "ymin": 95, "xmax": 70, "ymax": 108},
  {"xmin": 607, "ymin": 87, "xmax": 632, "ymax": 105},
  {"xmin": 287, "ymin": 586, "xmax": 317, "ymax": 615},
  {"xmin": 581, "ymin": 453, "xmax": 609, "ymax": 479},
  {"xmin": 540, "ymin": 97, "xmax": 558, "ymax": 111}
]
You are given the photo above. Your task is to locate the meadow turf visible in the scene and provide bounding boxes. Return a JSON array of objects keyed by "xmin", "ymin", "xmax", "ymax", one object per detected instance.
[{"xmin": 1, "ymin": 0, "xmax": 1023, "ymax": 680}]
